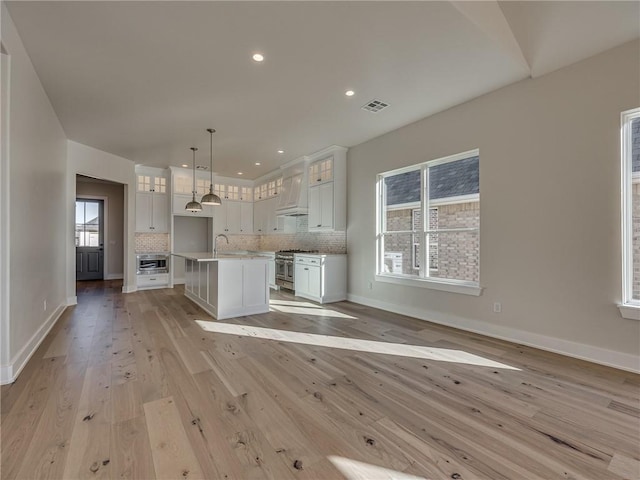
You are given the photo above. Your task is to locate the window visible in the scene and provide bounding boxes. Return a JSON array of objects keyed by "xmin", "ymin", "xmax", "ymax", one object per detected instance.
[
  {"xmin": 377, "ymin": 150, "xmax": 480, "ymax": 294},
  {"xmin": 75, "ymin": 200, "xmax": 101, "ymax": 247},
  {"xmin": 621, "ymin": 108, "xmax": 640, "ymax": 319}
]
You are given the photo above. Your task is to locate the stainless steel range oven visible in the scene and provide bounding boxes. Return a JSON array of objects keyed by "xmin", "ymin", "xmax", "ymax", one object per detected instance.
[
  {"xmin": 275, "ymin": 250, "xmax": 318, "ymax": 291},
  {"xmin": 136, "ymin": 253, "xmax": 169, "ymax": 275}
]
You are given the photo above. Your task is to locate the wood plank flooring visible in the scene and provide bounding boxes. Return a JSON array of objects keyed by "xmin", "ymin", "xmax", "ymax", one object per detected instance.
[{"xmin": 1, "ymin": 280, "xmax": 639, "ymax": 479}]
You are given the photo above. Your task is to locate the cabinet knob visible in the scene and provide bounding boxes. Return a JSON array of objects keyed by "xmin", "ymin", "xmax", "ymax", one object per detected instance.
[
  {"xmin": 304, "ymin": 268, "xmax": 309, "ymax": 271},
  {"xmin": 317, "ymin": 224, "xmax": 322, "ymax": 227}
]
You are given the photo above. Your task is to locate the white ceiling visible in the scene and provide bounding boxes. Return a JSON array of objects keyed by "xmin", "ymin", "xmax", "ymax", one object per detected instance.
[{"xmin": 5, "ymin": 1, "xmax": 639, "ymax": 179}]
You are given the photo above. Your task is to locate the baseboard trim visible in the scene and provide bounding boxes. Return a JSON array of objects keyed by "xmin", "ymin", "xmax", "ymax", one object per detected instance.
[
  {"xmin": 173, "ymin": 277, "xmax": 185, "ymax": 285},
  {"xmin": 105, "ymin": 273, "xmax": 124, "ymax": 280},
  {"xmin": 122, "ymin": 284, "xmax": 137, "ymax": 294},
  {"xmin": 67, "ymin": 296, "xmax": 77, "ymax": 306},
  {"xmin": 347, "ymin": 293, "xmax": 640, "ymax": 374},
  {"xmin": 0, "ymin": 302, "xmax": 67, "ymax": 385}
]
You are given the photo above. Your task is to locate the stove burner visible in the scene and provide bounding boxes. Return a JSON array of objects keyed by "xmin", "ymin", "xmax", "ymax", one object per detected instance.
[{"xmin": 277, "ymin": 249, "xmax": 319, "ymax": 254}]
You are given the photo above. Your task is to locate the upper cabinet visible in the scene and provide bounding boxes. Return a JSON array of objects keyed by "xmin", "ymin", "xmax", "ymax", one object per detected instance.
[
  {"xmin": 171, "ymin": 167, "xmax": 214, "ymax": 217},
  {"xmin": 135, "ymin": 169, "xmax": 169, "ymax": 232},
  {"xmin": 253, "ymin": 177, "xmax": 282, "ymax": 201},
  {"xmin": 309, "ymin": 157, "xmax": 333, "ymax": 185},
  {"xmin": 214, "ymin": 201, "xmax": 254, "ymax": 234},
  {"xmin": 137, "ymin": 173, "xmax": 167, "ymax": 193},
  {"xmin": 252, "ymin": 175, "xmax": 295, "ymax": 234},
  {"xmin": 211, "ymin": 176, "xmax": 255, "ymax": 233},
  {"xmin": 307, "ymin": 146, "xmax": 347, "ymax": 232}
]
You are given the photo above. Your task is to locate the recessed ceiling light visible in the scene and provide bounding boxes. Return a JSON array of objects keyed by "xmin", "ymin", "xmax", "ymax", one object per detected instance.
[
  {"xmin": 277, "ymin": 150, "xmax": 284, "ymax": 154},
  {"xmin": 345, "ymin": 90, "xmax": 355, "ymax": 97},
  {"xmin": 237, "ymin": 172, "xmax": 243, "ymax": 175},
  {"xmin": 255, "ymin": 162, "xmax": 261, "ymax": 166},
  {"xmin": 252, "ymin": 53, "xmax": 264, "ymax": 62},
  {"xmin": 181, "ymin": 164, "xmax": 188, "ymax": 168}
]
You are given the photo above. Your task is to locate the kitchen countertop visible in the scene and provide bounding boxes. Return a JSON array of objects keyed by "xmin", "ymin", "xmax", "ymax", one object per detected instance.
[{"xmin": 172, "ymin": 252, "xmax": 271, "ymax": 262}]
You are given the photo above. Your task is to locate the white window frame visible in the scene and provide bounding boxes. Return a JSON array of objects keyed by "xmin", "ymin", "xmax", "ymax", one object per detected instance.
[
  {"xmin": 376, "ymin": 149, "xmax": 482, "ymax": 296},
  {"xmin": 619, "ymin": 108, "xmax": 640, "ymax": 320}
]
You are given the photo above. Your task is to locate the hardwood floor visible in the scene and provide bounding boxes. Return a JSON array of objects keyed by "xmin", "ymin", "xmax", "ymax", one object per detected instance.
[{"xmin": 2, "ymin": 280, "xmax": 639, "ymax": 479}]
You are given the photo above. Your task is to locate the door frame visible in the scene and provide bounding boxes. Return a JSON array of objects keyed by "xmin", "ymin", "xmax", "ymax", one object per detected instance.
[
  {"xmin": 75, "ymin": 194, "xmax": 109, "ymax": 280},
  {"xmin": 0, "ymin": 48, "xmax": 11, "ymax": 370}
]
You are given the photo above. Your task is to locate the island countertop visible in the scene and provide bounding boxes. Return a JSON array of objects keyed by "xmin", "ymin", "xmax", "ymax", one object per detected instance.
[{"xmin": 172, "ymin": 252, "xmax": 271, "ymax": 262}]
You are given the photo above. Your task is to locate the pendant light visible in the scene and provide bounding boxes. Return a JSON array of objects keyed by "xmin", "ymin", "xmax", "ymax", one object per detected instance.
[
  {"xmin": 201, "ymin": 128, "xmax": 222, "ymax": 205},
  {"xmin": 185, "ymin": 147, "xmax": 203, "ymax": 212}
]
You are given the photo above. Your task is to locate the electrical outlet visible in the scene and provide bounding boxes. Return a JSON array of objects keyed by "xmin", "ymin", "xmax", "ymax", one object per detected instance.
[
  {"xmin": 43, "ymin": 299, "xmax": 47, "ymax": 311},
  {"xmin": 493, "ymin": 302, "xmax": 501, "ymax": 313}
]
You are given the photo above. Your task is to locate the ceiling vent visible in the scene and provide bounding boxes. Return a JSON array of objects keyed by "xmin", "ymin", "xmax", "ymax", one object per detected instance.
[
  {"xmin": 196, "ymin": 165, "xmax": 208, "ymax": 170},
  {"xmin": 361, "ymin": 99, "xmax": 389, "ymax": 113}
]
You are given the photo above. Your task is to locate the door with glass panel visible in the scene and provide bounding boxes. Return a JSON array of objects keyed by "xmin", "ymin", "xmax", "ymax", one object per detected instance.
[{"xmin": 75, "ymin": 199, "xmax": 104, "ymax": 280}]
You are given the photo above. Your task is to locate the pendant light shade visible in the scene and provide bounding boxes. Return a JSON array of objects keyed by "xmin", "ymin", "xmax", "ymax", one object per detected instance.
[
  {"xmin": 201, "ymin": 128, "xmax": 222, "ymax": 206},
  {"xmin": 185, "ymin": 147, "xmax": 203, "ymax": 212}
]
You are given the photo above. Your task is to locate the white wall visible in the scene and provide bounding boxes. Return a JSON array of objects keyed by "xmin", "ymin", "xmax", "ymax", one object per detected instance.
[
  {"xmin": 172, "ymin": 216, "xmax": 212, "ymax": 282},
  {"xmin": 1, "ymin": 5, "xmax": 68, "ymax": 383},
  {"xmin": 67, "ymin": 141, "xmax": 136, "ymax": 299},
  {"xmin": 347, "ymin": 40, "xmax": 640, "ymax": 372},
  {"xmin": 76, "ymin": 179, "xmax": 125, "ymax": 279}
]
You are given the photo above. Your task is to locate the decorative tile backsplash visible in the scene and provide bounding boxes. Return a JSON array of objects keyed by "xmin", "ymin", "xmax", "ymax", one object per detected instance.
[
  {"xmin": 223, "ymin": 235, "xmax": 261, "ymax": 251},
  {"xmin": 135, "ymin": 233, "xmax": 170, "ymax": 253},
  {"xmin": 259, "ymin": 217, "xmax": 347, "ymax": 253},
  {"xmin": 138, "ymin": 218, "xmax": 346, "ymax": 255},
  {"xmin": 258, "ymin": 231, "xmax": 346, "ymax": 253}
]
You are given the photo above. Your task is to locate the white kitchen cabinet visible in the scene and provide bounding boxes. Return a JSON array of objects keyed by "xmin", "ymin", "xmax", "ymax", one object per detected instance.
[
  {"xmin": 253, "ymin": 197, "xmax": 294, "ymax": 234},
  {"xmin": 306, "ymin": 146, "xmax": 347, "ymax": 232},
  {"xmin": 173, "ymin": 171, "xmax": 209, "ymax": 195},
  {"xmin": 294, "ymin": 254, "xmax": 347, "ymax": 304},
  {"xmin": 137, "ymin": 273, "xmax": 169, "ymax": 290},
  {"xmin": 135, "ymin": 169, "xmax": 169, "ymax": 233},
  {"xmin": 137, "ymin": 173, "xmax": 167, "ymax": 193},
  {"xmin": 136, "ymin": 191, "xmax": 169, "ymax": 232},
  {"xmin": 253, "ymin": 199, "xmax": 268, "ymax": 233},
  {"xmin": 239, "ymin": 202, "xmax": 253, "ymax": 233},
  {"xmin": 308, "ymin": 182, "xmax": 334, "ymax": 231},
  {"xmin": 214, "ymin": 200, "xmax": 253, "ymax": 234},
  {"xmin": 308, "ymin": 157, "xmax": 333, "ymax": 185}
]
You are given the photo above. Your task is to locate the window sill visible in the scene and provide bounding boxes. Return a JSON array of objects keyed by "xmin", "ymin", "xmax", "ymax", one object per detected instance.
[
  {"xmin": 618, "ymin": 304, "xmax": 640, "ymax": 320},
  {"xmin": 375, "ymin": 274, "xmax": 483, "ymax": 296}
]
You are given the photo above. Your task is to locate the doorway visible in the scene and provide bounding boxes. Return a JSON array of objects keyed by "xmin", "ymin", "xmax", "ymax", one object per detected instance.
[{"xmin": 75, "ymin": 198, "xmax": 104, "ymax": 280}]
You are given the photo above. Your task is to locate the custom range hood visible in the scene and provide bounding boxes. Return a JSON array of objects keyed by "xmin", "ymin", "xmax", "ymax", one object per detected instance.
[{"xmin": 276, "ymin": 156, "xmax": 310, "ymax": 216}]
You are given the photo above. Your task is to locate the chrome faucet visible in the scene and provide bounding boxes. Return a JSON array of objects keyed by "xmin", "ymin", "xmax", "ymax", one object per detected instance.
[{"xmin": 214, "ymin": 234, "xmax": 229, "ymax": 257}]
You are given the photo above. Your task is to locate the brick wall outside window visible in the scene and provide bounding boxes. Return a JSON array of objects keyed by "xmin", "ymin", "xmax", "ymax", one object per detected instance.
[{"xmin": 385, "ymin": 201, "xmax": 479, "ymax": 282}]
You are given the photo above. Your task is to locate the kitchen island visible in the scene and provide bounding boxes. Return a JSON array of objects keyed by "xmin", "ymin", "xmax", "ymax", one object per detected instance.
[{"xmin": 172, "ymin": 252, "xmax": 270, "ymax": 320}]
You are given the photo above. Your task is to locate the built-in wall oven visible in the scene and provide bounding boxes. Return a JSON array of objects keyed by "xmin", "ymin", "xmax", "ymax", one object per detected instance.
[
  {"xmin": 275, "ymin": 250, "xmax": 317, "ymax": 291},
  {"xmin": 136, "ymin": 253, "xmax": 169, "ymax": 275}
]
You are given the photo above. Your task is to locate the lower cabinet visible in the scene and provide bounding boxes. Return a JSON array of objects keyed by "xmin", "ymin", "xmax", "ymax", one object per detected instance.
[
  {"xmin": 137, "ymin": 273, "xmax": 169, "ymax": 290},
  {"xmin": 294, "ymin": 254, "xmax": 346, "ymax": 304},
  {"xmin": 183, "ymin": 257, "xmax": 270, "ymax": 320}
]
